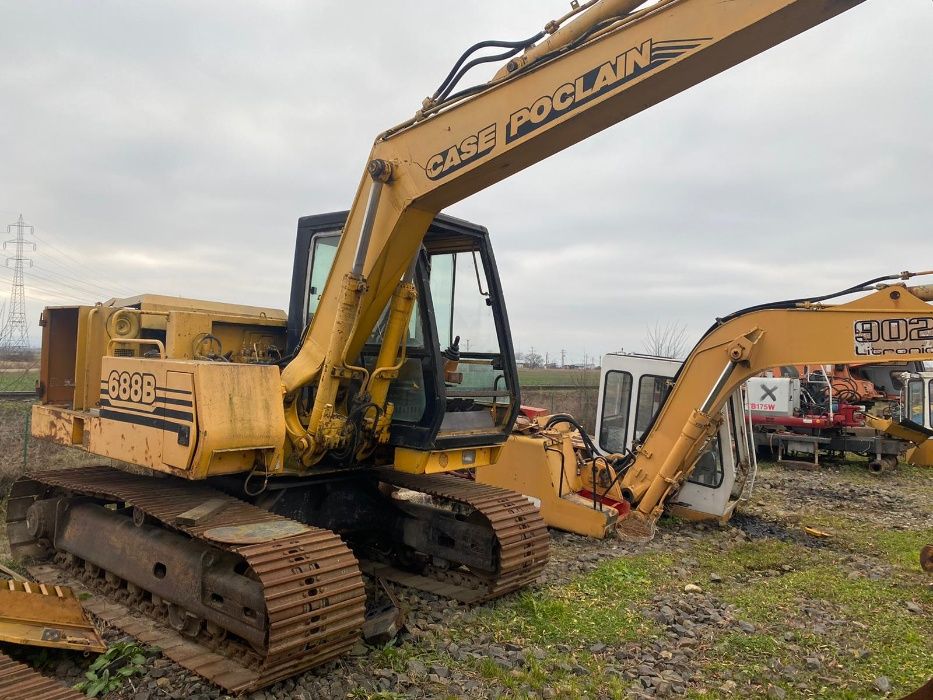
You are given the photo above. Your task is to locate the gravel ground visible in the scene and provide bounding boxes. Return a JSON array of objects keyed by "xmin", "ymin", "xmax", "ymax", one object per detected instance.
[{"xmin": 3, "ymin": 459, "xmax": 931, "ymax": 699}]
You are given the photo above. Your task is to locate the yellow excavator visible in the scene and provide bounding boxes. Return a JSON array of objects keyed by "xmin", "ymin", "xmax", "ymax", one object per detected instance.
[
  {"xmin": 479, "ymin": 278, "xmax": 933, "ymax": 538},
  {"xmin": 5, "ymin": 0, "xmax": 919, "ymax": 692}
]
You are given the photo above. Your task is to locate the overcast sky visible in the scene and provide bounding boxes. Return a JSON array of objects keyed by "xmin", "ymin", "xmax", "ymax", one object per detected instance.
[{"xmin": 1, "ymin": 0, "xmax": 931, "ymax": 363}]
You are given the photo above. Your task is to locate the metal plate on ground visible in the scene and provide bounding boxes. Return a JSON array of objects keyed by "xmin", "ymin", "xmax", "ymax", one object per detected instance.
[
  {"xmin": 0, "ymin": 579, "xmax": 106, "ymax": 653},
  {"xmin": 202, "ymin": 519, "xmax": 310, "ymax": 544}
]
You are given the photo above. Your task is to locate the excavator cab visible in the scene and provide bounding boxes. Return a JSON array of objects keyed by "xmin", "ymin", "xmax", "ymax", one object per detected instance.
[
  {"xmin": 286, "ymin": 211, "xmax": 521, "ymax": 453},
  {"xmin": 595, "ymin": 352, "xmax": 757, "ymax": 521}
]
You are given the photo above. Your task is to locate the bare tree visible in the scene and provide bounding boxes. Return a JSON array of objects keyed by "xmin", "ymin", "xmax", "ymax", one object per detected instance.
[
  {"xmin": 524, "ymin": 349, "xmax": 544, "ymax": 369},
  {"xmin": 643, "ymin": 321, "xmax": 689, "ymax": 359}
]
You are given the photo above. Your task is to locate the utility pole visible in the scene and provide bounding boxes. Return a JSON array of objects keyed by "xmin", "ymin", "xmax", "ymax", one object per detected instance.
[{"xmin": 0, "ymin": 215, "xmax": 35, "ymax": 358}]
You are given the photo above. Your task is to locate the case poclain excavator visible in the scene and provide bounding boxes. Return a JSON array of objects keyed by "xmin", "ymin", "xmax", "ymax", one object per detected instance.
[{"xmin": 5, "ymin": 0, "xmax": 891, "ymax": 691}]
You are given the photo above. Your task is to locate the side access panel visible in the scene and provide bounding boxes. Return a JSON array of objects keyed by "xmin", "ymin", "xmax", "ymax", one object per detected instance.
[
  {"xmin": 161, "ymin": 370, "xmax": 197, "ymax": 469},
  {"xmin": 92, "ymin": 358, "xmax": 196, "ymax": 471},
  {"xmin": 86, "ymin": 357, "xmax": 285, "ymax": 479}
]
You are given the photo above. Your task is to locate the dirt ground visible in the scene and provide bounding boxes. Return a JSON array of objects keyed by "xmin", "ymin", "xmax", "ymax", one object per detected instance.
[{"xmin": 0, "ymin": 399, "xmax": 930, "ymax": 699}]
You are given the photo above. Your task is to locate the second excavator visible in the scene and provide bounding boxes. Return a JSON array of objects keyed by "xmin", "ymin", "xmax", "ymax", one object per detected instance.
[{"xmin": 479, "ymin": 276, "xmax": 933, "ymax": 537}]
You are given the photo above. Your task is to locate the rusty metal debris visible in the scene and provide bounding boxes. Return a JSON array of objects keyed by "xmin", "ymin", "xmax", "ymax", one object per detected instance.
[
  {"xmin": 0, "ymin": 650, "xmax": 87, "ymax": 700},
  {"xmin": 0, "ymin": 579, "xmax": 105, "ymax": 653},
  {"xmin": 367, "ymin": 468, "xmax": 549, "ymax": 603},
  {"xmin": 362, "ymin": 578, "xmax": 405, "ymax": 645}
]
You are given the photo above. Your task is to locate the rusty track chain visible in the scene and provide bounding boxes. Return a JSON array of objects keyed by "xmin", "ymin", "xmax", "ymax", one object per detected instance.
[
  {"xmin": 6, "ymin": 466, "xmax": 366, "ymax": 694},
  {"xmin": 0, "ymin": 650, "xmax": 87, "ymax": 700},
  {"xmin": 371, "ymin": 469, "xmax": 550, "ymax": 602}
]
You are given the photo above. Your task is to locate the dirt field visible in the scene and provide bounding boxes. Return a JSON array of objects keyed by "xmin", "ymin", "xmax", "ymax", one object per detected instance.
[{"xmin": 0, "ymin": 400, "xmax": 930, "ymax": 699}]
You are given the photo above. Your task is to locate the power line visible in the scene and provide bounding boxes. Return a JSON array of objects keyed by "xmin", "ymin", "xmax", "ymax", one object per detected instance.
[
  {"xmin": 0, "ymin": 251, "xmax": 131, "ymax": 301},
  {"xmin": 0, "ymin": 214, "xmax": 36, "ymax": 356},
  {"xmin": 31, "ymin": 228, "xmax": 136, "ymax": 296},
  {"xmin": 30, "ymin": 266, "xmax": 118, "ymax": 299},
  {"xmin": 0, "ymin": 264, "xmax": 99, "ymax": 302}
]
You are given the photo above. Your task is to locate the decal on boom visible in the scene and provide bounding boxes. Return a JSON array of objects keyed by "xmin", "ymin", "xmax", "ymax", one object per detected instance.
[
  {"xmin": 506, "ymin": 37, "xmax": 710, "ymax": 144},
  {"xmin": 854, "ymin": 317, "xmax": 933, "ymax": 356}
]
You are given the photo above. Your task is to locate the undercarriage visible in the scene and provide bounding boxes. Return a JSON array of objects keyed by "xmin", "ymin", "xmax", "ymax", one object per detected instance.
[{"xmin": 5, "ymin": 465, "xmax": 548, "ymax": 694}]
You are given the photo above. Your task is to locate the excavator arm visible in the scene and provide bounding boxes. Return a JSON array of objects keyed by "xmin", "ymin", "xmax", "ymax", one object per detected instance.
[
  {"xmin": 281, "ymin": 0, "xmax": 868, "ymax": 464},
  {"xmin": 619, "ymin": 281, "xmax": 933, "ymax": 535}
]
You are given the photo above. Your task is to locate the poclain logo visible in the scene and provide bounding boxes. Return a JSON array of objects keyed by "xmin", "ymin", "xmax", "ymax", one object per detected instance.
[
  {"xmin": 421, "ymin": 36, "xmax": 709, "ymax": 181},
  {"xmin": 506, "ymin": 37, "xmax": 710, "ymax": 144}
]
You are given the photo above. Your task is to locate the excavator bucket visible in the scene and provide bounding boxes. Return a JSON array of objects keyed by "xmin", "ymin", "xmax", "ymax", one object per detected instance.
[
  {"xmin": 0, "ymin": 579, "xmax": 106, "ymax": 653},
  {"xmin": 864, "ymin": 416, "xmax": 933, "ymax": 445},
  {"xmin": 865, "ymin": 416, "xmax": 933, "ymax": 468}
]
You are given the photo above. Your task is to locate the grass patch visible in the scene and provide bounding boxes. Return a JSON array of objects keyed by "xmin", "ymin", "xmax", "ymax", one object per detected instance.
[
  {"xmin": 795, "ymin": 512, "xmax": 933, "ymax": 571},
  {"xmin": 0, "ymin": 557, "xmax": 27, "ymax": 578},
  {"xmin": 0, "ymin": 370, "xmax": 38, "ymax": 392},
  {"xmin": 686, "ymin": 535, "xmax": 932, "ymax": 695},
  {"xmin": 471, "ymin": 655, "xmax": 632, "ymax": 699},
  {"xmin": 704, "ymin": 539, "xmax": 802, "ymax": 576},
  {"xmin": 470, "ymin": 554, "xmax": 664, "ymax": 647},
  {"xmin": 517, "ymin": 368, "xmax": 599, "ymax": 387}
]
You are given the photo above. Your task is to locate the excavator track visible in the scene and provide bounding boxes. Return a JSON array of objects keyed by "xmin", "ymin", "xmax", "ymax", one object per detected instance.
[
  {"xmin": 366, "ymin": 469, "xmax": 549, "ymax": 603},
  {"xmin": 0, "ymin": 650, "xmax": 87, "ymax": 700},
  {"xmin": 5, "ymin": 466, "xmax": 366, "ymax": 695}
]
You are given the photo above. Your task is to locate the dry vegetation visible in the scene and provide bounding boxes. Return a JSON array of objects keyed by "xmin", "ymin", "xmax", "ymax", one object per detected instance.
[{"xmin": 0, "ymin": 399, "xmax": 98, "ymax": 558}]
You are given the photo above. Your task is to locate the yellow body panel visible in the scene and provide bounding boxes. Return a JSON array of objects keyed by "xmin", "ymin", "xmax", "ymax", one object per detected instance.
[
  {"xmin": 907, "ymin": 442, "xmax": 933, "ymax": 468},
  {"xmin": 31, "ymin": 404, "xmax": 86, "ymax": 447},
  {"xmin": 476, "ymin": 434, "xmax": 617, "ymax": 539},
  {"xmin": 393, "ymin": 446, "xmax": 499, "ymax": 474},
  {"xmin": 77, "ymin": 357, "xmax": 286, "ymax": 479}
]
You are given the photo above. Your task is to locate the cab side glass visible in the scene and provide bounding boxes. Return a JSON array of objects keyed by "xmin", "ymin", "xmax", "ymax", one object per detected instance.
[
  {"xmin": 907, "ymin": 379, "xmax": 924, "ymax": 424},
  {"xmin": 306, "ymin": 234, "xmax": 339, "ymax": 322},
  {"xmin": 599, "ymin": 371, "xmax": 633, "ymax": 453}
]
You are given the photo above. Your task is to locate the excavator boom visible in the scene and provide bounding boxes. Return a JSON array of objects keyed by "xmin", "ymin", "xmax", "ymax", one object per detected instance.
[{"xmin": 284, "ymin": 0, "xmax": 868, "ymax": 463}]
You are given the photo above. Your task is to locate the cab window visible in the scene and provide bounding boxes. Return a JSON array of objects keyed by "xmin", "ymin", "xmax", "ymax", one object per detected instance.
[
  {"xmin": 305, "ymin": 234, "xmax": 339, "ymax": 321},
  {"xmin": 431, "ymin": 250, "xmax": 504, "ymax": 404},
  {"xmin": 907, "ymin": 379, "xmax": 924, "ymax": 425},
  {"xmin": 634, "ymin": 375, "xmax": 673, "ymax": 440},
  {"xmin": 599, "ymin": 371, "xmax": 632, "ymax": 453},
  {"xmin": 687, "ymin": 437, "xmax": 725, "ymax": 489}
]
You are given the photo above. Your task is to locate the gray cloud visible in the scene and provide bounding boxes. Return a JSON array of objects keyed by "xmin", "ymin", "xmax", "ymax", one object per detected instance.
[{"xmin": 1, "ymin": 0, "xmax": 931, "ymax": 363}]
